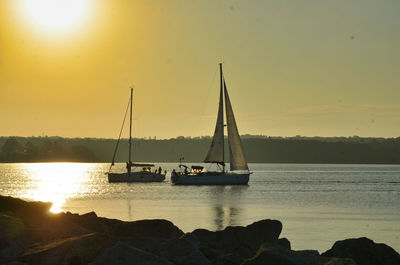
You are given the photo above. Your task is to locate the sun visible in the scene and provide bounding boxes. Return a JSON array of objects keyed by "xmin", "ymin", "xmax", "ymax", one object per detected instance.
[{"xmin": 20, "ymin": 0, "xmax": 90, "ymax": 33}]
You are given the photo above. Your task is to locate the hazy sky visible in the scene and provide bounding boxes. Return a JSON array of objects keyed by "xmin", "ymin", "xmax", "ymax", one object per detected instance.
[{"xmin": 1, "ymin": 0, "xmax": 399, "ymax": 139}]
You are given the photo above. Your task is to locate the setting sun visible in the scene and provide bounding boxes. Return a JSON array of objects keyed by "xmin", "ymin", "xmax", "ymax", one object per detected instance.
[{"xmin": 20, "ymin": 0, "xmax": 90, "ymax": 33}]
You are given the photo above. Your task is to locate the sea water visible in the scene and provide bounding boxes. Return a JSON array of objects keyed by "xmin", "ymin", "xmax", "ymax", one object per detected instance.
[{"xmin": 0, "ymin": 162, "xmax": 399, "ymax": 252}]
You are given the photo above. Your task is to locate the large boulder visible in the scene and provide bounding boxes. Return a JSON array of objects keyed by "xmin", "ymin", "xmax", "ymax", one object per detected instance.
[
  {"xmin": 161, "ymin": 233, "xmax": 212, "ymax": 265},
  {"xmin": 191, "ymin": 219, "xmax": 282, "ymax": 259},
  {"xmin": 110, "ymin": 219, "xmax": 184, "ymax": 240},
  {"xmin": 322, "ymin": 237, "xmax": 400, "ymax": 265},
  {"xmin": 242, "ymin": 244, "xmax": 356, "ymax": 265},
  {"xmin": 212, "ymin": 252, "xmax": 243, "ymax": 265},
  {"xmin": 0, "ymin": 214, "xmax": 27, "ymax": 262},
  {"xmin": 0, "ymin": 196, "xmax": 52, "ymax": 226},
  {"xmin": 20, "ymin": 232, "xmax": 114, "ymax": 265},
  {"xmin": 57, "ymin": 211, "xmax": 122, "ymax": 234},
  {"xmin": 90, "ymin": 241, "xmax": 173, "ymax": 265},
  {"xmin": 0, "ymin": 213, "xmax": 89, "ymax": 262},
  {"xmin": 323, "ymin": 258, "xmax": 359, "ymax": 265},
  {"xmin": 26, "ymin": 216, "xmax": 90, "ymax": 243},
  {"xmin": 0, "ymin": 196, "xmax": 90, "ymax": 244}
]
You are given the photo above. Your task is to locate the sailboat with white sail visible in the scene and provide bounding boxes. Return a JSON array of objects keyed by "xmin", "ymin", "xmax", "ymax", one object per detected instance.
[
  {"xmin": 171, "ymin": 64, "xmax": 250, "ymax": 185},
  {"xmin": 107, "ymin": 88, "xmax": 166, "ymax": 183}
]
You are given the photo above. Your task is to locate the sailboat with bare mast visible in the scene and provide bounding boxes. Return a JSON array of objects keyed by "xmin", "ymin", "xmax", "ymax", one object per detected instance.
[
  {"xmin": 107, "ymin": 88, "xmax": 165, "ymax": 183},
  {"xmin": 171, "ymin": 64, "xmax": 250, "ymax": 185}
]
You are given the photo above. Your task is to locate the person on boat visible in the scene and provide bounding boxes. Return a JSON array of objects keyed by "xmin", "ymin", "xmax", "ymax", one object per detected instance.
[
  {"xmin": 158, "ymin": 166, "xmax": 162, "ymax": 174},
  {"xmin": 126, "ymin": 162, "xmax": 131, "ymax": 173}
]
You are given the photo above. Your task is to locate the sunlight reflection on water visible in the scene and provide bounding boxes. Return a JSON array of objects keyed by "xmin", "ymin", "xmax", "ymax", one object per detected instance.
[{"xmin": 13, "ymin": 163, "xmax": 95, "ymax": 213}]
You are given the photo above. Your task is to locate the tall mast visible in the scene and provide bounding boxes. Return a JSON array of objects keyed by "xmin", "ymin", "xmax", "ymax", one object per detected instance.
[
  {"xmin": 129, "ymin": 88, "xmax": 133, "ymax": 163},
  {"xmin": 220, "ymin": 63, "xmax": 225, "ymax": 173}
]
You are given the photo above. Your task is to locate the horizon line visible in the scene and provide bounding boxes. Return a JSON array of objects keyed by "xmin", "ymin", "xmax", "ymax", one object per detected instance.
[{"xmin": 1, "ymin": 134, "xmax": 399, "ymax": 140}]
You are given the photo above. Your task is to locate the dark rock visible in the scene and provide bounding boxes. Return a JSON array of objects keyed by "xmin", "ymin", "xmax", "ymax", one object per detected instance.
[
  {"xmin": 322, "ymin": 258, "xmax": 359, "ymax": 265},
  {"xmin": 199, "ymin": 245, "xmax": 225, "ymax": 262},
  {"xmin": 0, "ymin": 213, "xmax": 90, "ymax": 262},
  {"xmin": 0, "ymin": 196, "xmax": 91, "ymax": 249},
  {"xmin": 243, "ymin": 251, "xmax": 296, "ymax": 265},
  {"xmin": 242, "ymin": 244, "xmax": 317, "ymax": 265},
  {"xmin": 20, "ymin": 232, "xmax": 114, "ymax": 265},
  {"xmin": 110, "ymin": 219, "xmax": 184, "ymax": 240},
  {"xmin": 0, "ymin": 195, "xmax": 52, "ymax": 226},
  {"xmin": 81, "ymin": 211, "xmax": 97, "ymax": 219},
  {"xmin": 242, "ymin": 243, "xmax": 356, "ymax": 265},
  {"xmin": 28, "ymin": 216, "xmax": 90, "ymax": 242},
  {"xmin": 322, "ymin": 237, "xmax": 400, "ymax": 265},
  {"xmin": 0, "ymin": 214, "xmax": 25, "ymax": 249},
  {"xmin": 191, "ymin": 219, "xmax": 282, "ymax": 259},
  {"xmin": 122, "ymin": 235, "xmax": 170, "ymax": 256},
  {"xmin": 56, "ymin": 211, "xmax": 112, "ymax": 233},
  {"xmin": 90, "ymin": 241, "xmax": 173, "ymax": 265},
  {"xmin": 96, "ymin": 219, "xmax": 186, "ymax": 260},
  {"xmin": 161, "ymin": 233, "xmax": 212, "ymax": 265},
  {"xmin": 0, "ymin": 214, "xmax": 29, "ymax": 263},
  {"xmin": 2, "ymin": 196, "xmax": 399, "ymax": 265},
  {"xmin": 0, "ymin": 196, "xmax": 51, "ymax": 215},
  {"xmin": 278, "ymin": 238, "xmax": 291, "ymax": 250},
  {"xmin": 213, "ymin": 253, "xmax": 243, "ymax": 265}
]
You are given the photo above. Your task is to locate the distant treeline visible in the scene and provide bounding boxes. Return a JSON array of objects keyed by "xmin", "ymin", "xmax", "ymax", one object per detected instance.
[{"xmin": 1, "ymin": 135, "xmax": 400, "ymax": 164}]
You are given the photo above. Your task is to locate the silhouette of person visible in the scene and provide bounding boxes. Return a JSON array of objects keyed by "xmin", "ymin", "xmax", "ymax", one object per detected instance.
[{"xmin": 126, "ymin": 162, "xmax": 131, "ymax": 173}]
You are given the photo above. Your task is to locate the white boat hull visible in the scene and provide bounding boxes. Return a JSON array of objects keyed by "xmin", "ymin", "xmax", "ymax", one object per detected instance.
[
  {"xmin": 171, "ymin": 172, "xmax": 249, "ymax": 185},
  {"xmin": 108, "ymin": 172, "xmax": 165, "ymax": 183}
]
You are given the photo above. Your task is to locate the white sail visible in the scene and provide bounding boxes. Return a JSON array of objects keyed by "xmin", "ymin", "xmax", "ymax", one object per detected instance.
[
  {"xmin": 171, "ymin": 64, "xmax": 250, "ymax": 185},
  {"xmin": 224, "ymin": 81, "xmax": 249, "ymax": 171},
  {"xmin": 204, "ymin": 82, "xmax": 225, "ymax": 164}
]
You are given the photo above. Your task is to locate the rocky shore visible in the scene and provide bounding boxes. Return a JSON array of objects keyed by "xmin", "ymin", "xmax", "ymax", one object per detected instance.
[{"xmin": 1, "ymin": 195, "xmax": 399, "ymax": 265}]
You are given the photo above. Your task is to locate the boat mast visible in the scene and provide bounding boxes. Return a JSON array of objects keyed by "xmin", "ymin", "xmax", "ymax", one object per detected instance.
[
  {"xmin": 220, "ymin": 63, "xmax": 225, "ymax": 173},
  {"xmin": 129, "ymin": 88, "xmax": 133, "ymax": 164}
]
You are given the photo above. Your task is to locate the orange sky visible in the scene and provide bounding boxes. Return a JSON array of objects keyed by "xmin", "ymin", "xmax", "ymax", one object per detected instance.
[{"xmin": 1, "ymin": 0, "xmax": 399, "ymax": 138}]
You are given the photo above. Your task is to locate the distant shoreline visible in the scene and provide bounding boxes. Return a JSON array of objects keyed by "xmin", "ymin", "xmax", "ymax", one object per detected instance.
[{"xmin": 1, "ymin": 135, "xmax": 399, "ymax": 164}]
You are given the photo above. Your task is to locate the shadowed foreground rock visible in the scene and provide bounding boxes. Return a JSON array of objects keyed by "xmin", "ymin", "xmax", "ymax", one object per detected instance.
[
  {"xmin": 242, "ymin": 244, "xmax": 357, "ymax": 265},
  {"xmin": 322, "ymin": 237, "xmax": 400, "ymax": 265},
  {"xmin": 1, "ymin": 195, "xmax": 399, "ymax": 265}
]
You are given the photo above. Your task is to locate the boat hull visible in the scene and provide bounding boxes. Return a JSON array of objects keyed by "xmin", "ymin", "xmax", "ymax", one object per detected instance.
[
  {"xmin": 108, "ymin": 172, "xmax": 165, "ymax": 183},
  {"xmin": 171, "ymin": 172, "xmax": 249, "ymax": 185}
]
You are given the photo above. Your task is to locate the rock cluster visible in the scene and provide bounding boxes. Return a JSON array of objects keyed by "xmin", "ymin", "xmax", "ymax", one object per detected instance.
[{"xmin": 0, "ymin": 195, "xmax": 399, "ymax": 265}]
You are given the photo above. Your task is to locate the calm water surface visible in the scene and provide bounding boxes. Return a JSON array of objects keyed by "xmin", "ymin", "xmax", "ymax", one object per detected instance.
[{"xmin": 0, "ymin": 162, "xmax": 399, "ymax": 252}]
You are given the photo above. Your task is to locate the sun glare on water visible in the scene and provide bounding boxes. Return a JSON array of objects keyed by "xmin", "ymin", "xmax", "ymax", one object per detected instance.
[
  {"xmin": 21, "ymin": 163, "xmax": 94, "ymax": 213},
  {"xmin": 20, "ymin": 0, "xmax": 90, "ymax": 34}
]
